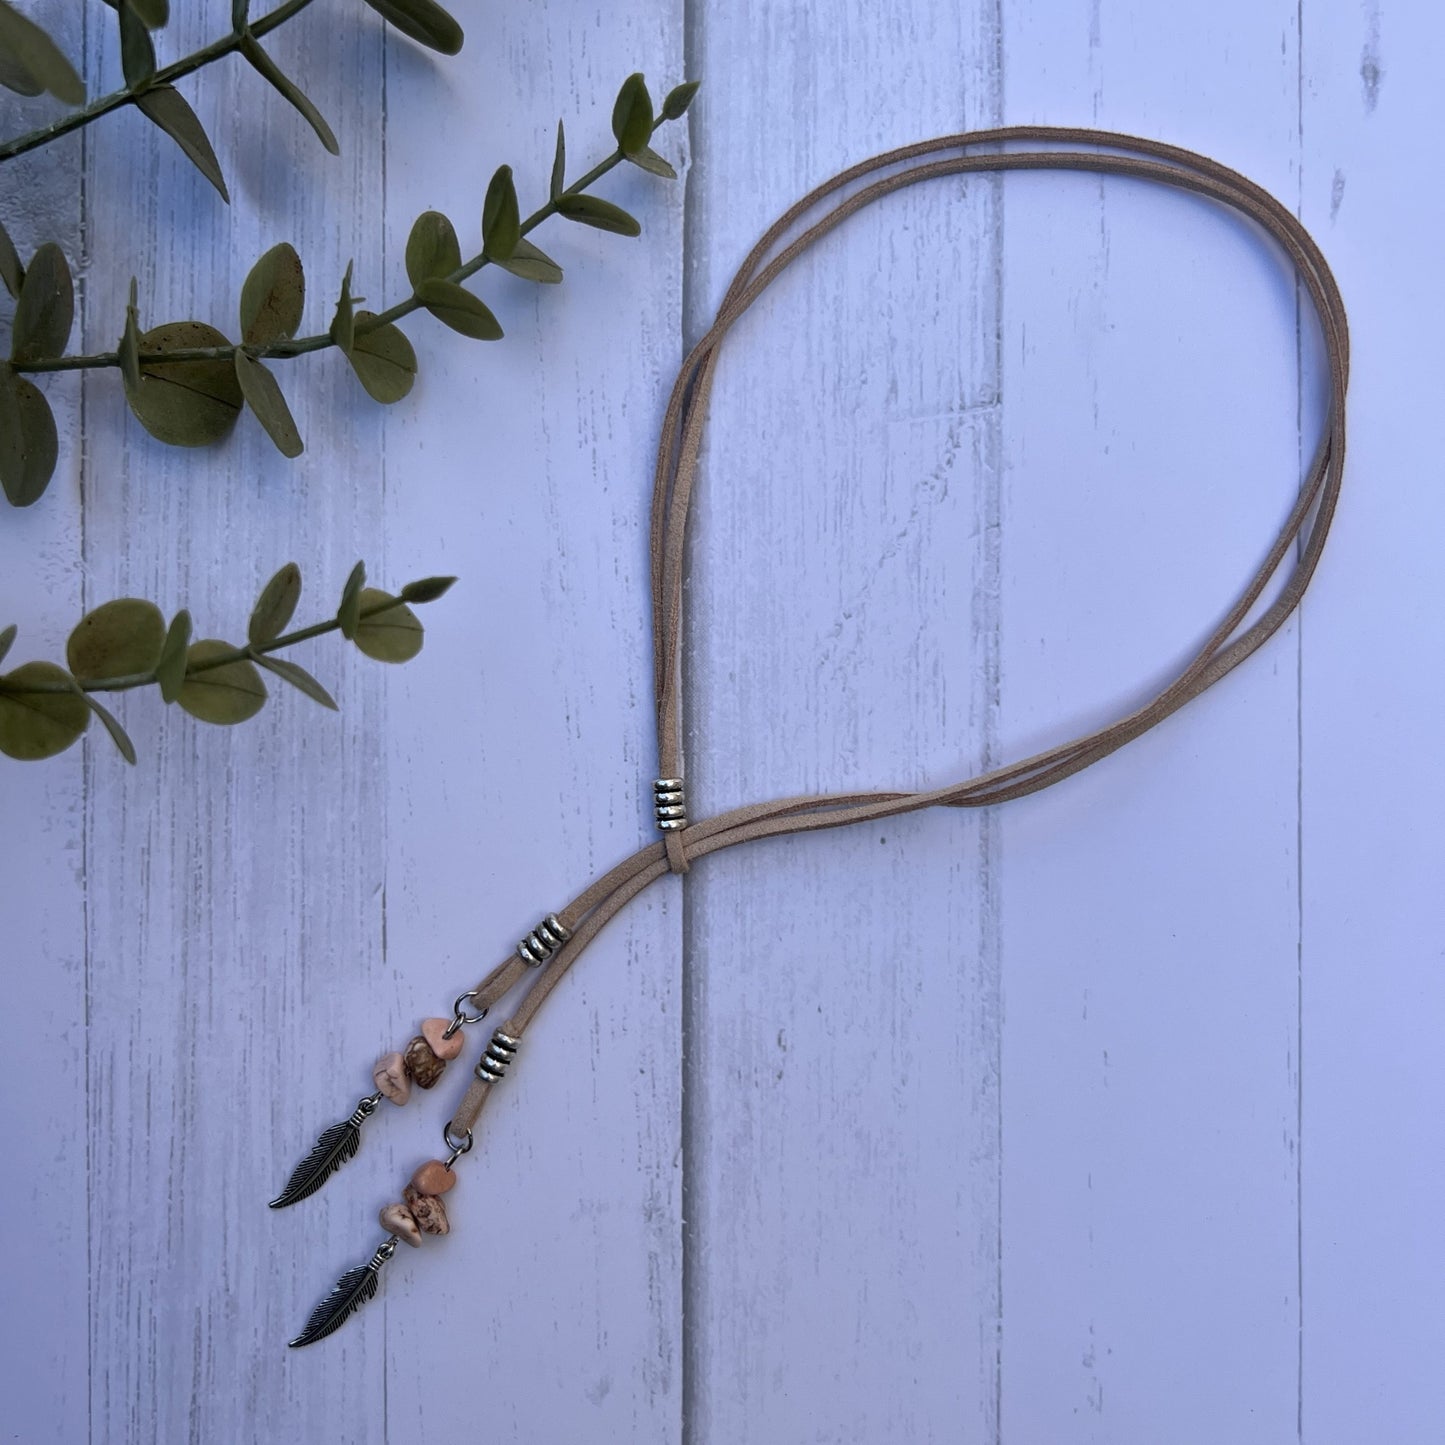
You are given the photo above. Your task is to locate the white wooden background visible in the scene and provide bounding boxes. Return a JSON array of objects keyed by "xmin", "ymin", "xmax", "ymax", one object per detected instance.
[{"xmin": 2, "ymin": 1, "xmax": 1441, "ymax": 1440}]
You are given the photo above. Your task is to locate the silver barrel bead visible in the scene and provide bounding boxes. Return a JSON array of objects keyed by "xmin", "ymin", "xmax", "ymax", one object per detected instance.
[
  {"xmin": 654, "ymin": 777, "xmax": 687, "ymax": 831},
  {"xmin": 475, "ymin": 1029, "xmax": 521, "ymax": 1084},
  {"xmin": 517, "ymin": 912, "xmax": 570, "ymax": 967}
]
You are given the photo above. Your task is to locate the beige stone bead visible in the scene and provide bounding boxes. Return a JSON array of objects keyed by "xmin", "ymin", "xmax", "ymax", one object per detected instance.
[
  {"xmin": 404, "ymin": 1185, "xmax": 450, "ymax": 1236},
  {"xmin": 403, "ymin": 1034, "xmax": 446, "ymax": 1090},
  {"xmin": 421, "ymin": 1016, "xmax": 464, "ymax": 1062},
  {"xmin": 372, "ymin": 1051, "xmax": 411, "ymax": 1106},
  {"xmin": 410, "ymin": 1159, "xmax": 457, "ymax": 1196},
  {"xmin": 380, "ymin": 1202, "xmax": 422, "ymax": 1247}
]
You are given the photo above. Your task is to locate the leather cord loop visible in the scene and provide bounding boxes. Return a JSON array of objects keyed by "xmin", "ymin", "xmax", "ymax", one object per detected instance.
[{"xmin": 454, "ymin": 126, "xmax": 1347, "ymax": 1119}]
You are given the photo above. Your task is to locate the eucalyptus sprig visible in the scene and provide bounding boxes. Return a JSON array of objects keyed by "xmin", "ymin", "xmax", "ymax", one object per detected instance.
[
  {"xmin": 0, "ymin": 72, "xmax": 699, "ymax": 505},
  {"xmin": 0, "ymin": 561, "xmax": 455, "ymax": 762},
  {"xmin": 0, "ymin": 0, "xmax": 463, "ymax": 180}
]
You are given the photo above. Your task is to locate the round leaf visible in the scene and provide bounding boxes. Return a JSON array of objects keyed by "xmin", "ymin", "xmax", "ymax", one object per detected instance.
[
  {"xmin": 348, "ymin": 312, "xmax": 417, "ymax": 404},
  {"xmin": 495, "ymin": 238, "xmax": 563, "ymax": 285},
  {"xmin": 482, "ymin": 166, "xmax": 520, "ymax": 262},
  {"xmin": 240, "ymin": 242, "xmax": 304, "ymax": 345},
  {"xmin": 249, "ymin": 562, "xmax": 302, "ymax": 645},
  {"xmin": 176, "ymin": 640, "xmax": 266, "ymax": 725},
  {"xmin": 155, "ymin": 609, "xmax": 191, "ymax": 703},
  {"xmin": 556, "ymin": 193, "xmax": 641, "ymax": 237},
  {"xmin": 234, "ymin": 351, "xmax": 304, "ymax": 458},
  {"xmin": 11, "ymin": 242, "xmax": 74, "ymax": 363},
  {"xmin": 661, "ymin": 80, "xmax": 700, "ymax": 120},
  {"xmin": 353, "ymin": 589, "xmax": 423, "ymax": 663},
  {"xmin": 337, "ymin": 561, "xmax": 365, "ymax": 640},
  {"xmin": 126, "ymin": 321, "xmax": 242, "ymax": 447},
  {"xmin": 0, "ymin": 662, "xmax": 89, "ymax": 761},
  {"xmin": 0, "ymin": 218, "xmax": 24, "ymax": 299},
  {"xmin": 66, "ymin": 598, "xmax": 166, "ymax": 679},
  {"xmin": 361, "ymin": 0, "xmax": 463, "ymax": 54},
  {"xmin": 0, "ymin": 367, "xmax": 59, "ymax": 507},
  {"xmin": 415, "ymin": 279, "xmax": 502, "ymax": 341},
  {"xmin": 611, "ymin": 73, "xmax": 654, "ymax": 157},
  {"xmin": 405, "ymin": 211, "xmax": 461, "ymax": 289}
]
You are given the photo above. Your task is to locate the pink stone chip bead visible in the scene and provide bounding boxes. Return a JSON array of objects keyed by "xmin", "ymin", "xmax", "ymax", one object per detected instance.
[
  {"xmin": 420, "ymin": 1016, "xmax": 464, "ymax": 1062},
  {"xmin": 373, "ymin": 1051, "xmax": 411, "ymax": 1106},
  {"xmin": 380, "ymin": 1202, "xmax": 422, "ymax": 1247},
  {"xmin": 411, "ymin": 1159, "xmax": 457, "ymax": 1196},
  {"xmin": 403, "ymin": 1185, "xmax": 450, "ymax": 1236}
]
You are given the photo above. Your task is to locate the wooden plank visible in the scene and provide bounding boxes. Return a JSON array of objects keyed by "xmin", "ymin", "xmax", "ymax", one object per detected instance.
[
  {"xmin": 1299, "ymin": 4, "xmax": 1445, "ymax": 1439},
  {"xmin": 378, "ymin": 7, "xmax": 686, "ymax": 1440},
  {"xmin": 997, "ymin": 4, "xmax": 1305, "ymax": 1440},
  {"xmin": 683, "ymin": 4, "xmax": 1005, "ymax": 1439},
  {"xmin": 74, "ymin": 4, "xmax": 391, "ymax": 1439},
  {"xmin": 0, "ymin": 5, "xmax": 88, "ymax": 1437}
]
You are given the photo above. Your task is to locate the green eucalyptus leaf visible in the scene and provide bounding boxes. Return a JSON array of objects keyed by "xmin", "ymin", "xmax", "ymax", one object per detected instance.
[
  {"xmin": 361, "ymin": 0, "xmax": 463, "ymax": 55},
  {"xmin": 234, "ymin": 351, "xmax": 303, "ymax": 457},
  {"xmin": 240, "ymin": 35, "xmax": 338, "ymax": 155},
  {"xmin": 495, "ymin": 237, "xmax": 563, "ymax": 285},
  {"xmin": 12, "ymin": 242, "xmax": 74, "ymax": 363},
  {"xmin": 0, "ymin": 661, "xmax": 89, "ymax": 761},
  {"xmin": 482, "ymin": 165, "xmax": 520, "ymax": 262},
  {"xmin": 155, "ymin": 609, "xmax": 191, "ymax": 703},
  {"xmin": 627, "ymin": 145, "xmax": 676, "ymax": 180},
  {"xmin": 240, "ymin": 241, "xmax": 304, "ymax": 345},
  {"xmin": 135, "ymin": 86, "xmax": 229, "ymax": 201},
  {"xmin": 249, "ymin": 562, "xmax": 302, "ymax": 645},
  {"xmin": 611, "ymin": 72, "xmax": 653, "ymax": 157},
  {"xmin": 337, "ymin": 561, "xmax": 365, "ymax": 640},
  {"xmin": 66, "ymin": 598, "xmax": 166, "ymax": 679},
  {"xmin": 405, "ymin": 211, "xmax": 461, "ymax": 290},
  {"xmin": 400, "ymin": 575, "xmax": 456, "ymax": 603},
  {"xmin": 102, "ymin": 0, "xmax": 169, "ymax": 28},
  {"xmin": 118, "ymin": 0, "xmax": 157, "ymax": 88},
  {"xmin": 176, "ymin": 641, "xmax": 266, "ymax": 725},
  {"xmin": 0, "ymin": 1, "xmax": 85, "ymax": 103},
  {"xmin": 556, "ymin": 193, "xmax": 641, "ymax": 237},
  {"xmin": 0, "ymin": 625, "xmax": 14, "ymax": 667},
  {"xmin": 348, "ymin": 312, "xmax": 417, "ymax": 403},
  {"xmin": 661, "ymin": 80, "xmax": 700, "ymax": 120},
  {"xmin": 550, "ymin": 119, "xmax": 565, "ymax": 201},
  {"xmin": 84, "ymin": 694, "xmax": 137, "ymax": 764},
  {"xmin": 0, "ymin": 219, "xmax": 24, "ymax": 300},
  {"xmin": 415, "ymin": 279, "xmax": 502, "ymax": 341},
  {"xmin": 0, "ymin": 366, "xmax": 58, "ymax": 507},
  {"xmin": 127, "ymin": 321, "xmax": 242, "ymax": 447},
  {"xmin": 255, "ymin": 654, "xmax": 337, "ymax": 710},
  {"xmin": 353, "ymin": 589, "xmax": 423, "ymax": 663},
  {"xmin": 119, "ymin": 277, "xmax": 143, "ymax": 392},
  {"xmin": 329, "ymin": 260, "xmax": 356, "ymax": 356}
]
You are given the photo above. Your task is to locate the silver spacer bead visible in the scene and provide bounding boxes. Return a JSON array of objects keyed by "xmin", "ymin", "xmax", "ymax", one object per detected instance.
[
  {"xmin": 654, "ymin": 777, "xmax": 687, "ymax": 831},
  {"xmin": 517, "ymin": 912, "xmax": 570, "ymax": 967},
  {"xmin": 475, "ymin": 1029, "xmax": 521, "ymax": 1084}
]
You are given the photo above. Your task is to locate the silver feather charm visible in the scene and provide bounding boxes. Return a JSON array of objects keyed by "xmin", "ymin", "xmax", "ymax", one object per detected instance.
[
  {"xmin": 289, "ymin": 1238, "xmax": 397, "ymax": 1348},
  {"xmin": 269, "ymin": 1094, "xmax": 381, "ymax": 1209}
]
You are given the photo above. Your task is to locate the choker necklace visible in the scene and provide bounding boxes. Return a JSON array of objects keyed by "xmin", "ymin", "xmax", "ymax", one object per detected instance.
[{"xmin": 271, "ymin": 125, "xmax": 1348, "ymax": 1348}]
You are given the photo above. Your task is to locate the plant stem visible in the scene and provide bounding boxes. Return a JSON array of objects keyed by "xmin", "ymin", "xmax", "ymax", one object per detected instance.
[
  {"xmin": 13, "ymin": 119, "xmax": 669, "ymax": 375},
  {"xmin": 0, "ymin": 0, "xmax": 319, "ymax": 163},
  {"xmin": 0, "ymin": 592, "xmax": 405, "ymax": 697}
]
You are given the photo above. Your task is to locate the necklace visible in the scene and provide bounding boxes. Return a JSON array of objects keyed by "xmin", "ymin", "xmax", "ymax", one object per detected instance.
[{"xmin": 271, "ymin": 126, "xmax": 1349, "ymax": 1348}]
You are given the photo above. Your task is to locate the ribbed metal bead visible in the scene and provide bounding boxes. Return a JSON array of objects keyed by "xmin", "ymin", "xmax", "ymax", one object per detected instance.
[
  {"xmin": 654, "ymin": 777, "xmax": 687, "ymax": 831},
  {"xmin": 516, "ymin": 912, "xmax": 569, "ymax": 967},
  {"xmin": 474, "ymin": 1029, "xmax": 521, "ymax": 1084}
]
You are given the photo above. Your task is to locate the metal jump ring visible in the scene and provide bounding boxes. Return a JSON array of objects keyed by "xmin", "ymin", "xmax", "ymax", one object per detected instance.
[
  {"xmin": 442, "ymin": 1124, "xmax": 474, "ymax": 1163},
  {"xmin": 443, "ymin": 989, "xmax": 488, "ymax": 1039}
]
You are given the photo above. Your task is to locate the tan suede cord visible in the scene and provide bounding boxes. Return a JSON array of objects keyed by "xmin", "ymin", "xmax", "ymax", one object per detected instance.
[{"xmin": 448, "ymin": 127, "xmax": 1348, "ymax": 1135}]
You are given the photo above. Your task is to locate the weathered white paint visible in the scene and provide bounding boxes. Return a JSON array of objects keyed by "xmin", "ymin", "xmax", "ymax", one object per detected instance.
[{"xmin": 2, "ymin": 2, "xmax": 1442, "ymax": 1442}]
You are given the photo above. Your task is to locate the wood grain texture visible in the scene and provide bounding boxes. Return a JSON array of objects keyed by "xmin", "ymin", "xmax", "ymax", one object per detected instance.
[
  {"xmin": 5, "ymin": 1, "xmax": 1444, "ymax": 1442},
  {"xmin": 1299, "ymin": 6, "xmax": 1445, "ymax": 1441},
  {"xmin": 683, "ymin": 3, "xmax": 1005, "ymax": 1440},
  {"xmin": 999, "ymin": 5, "xmax": 1308, "ymax": 1441}
]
